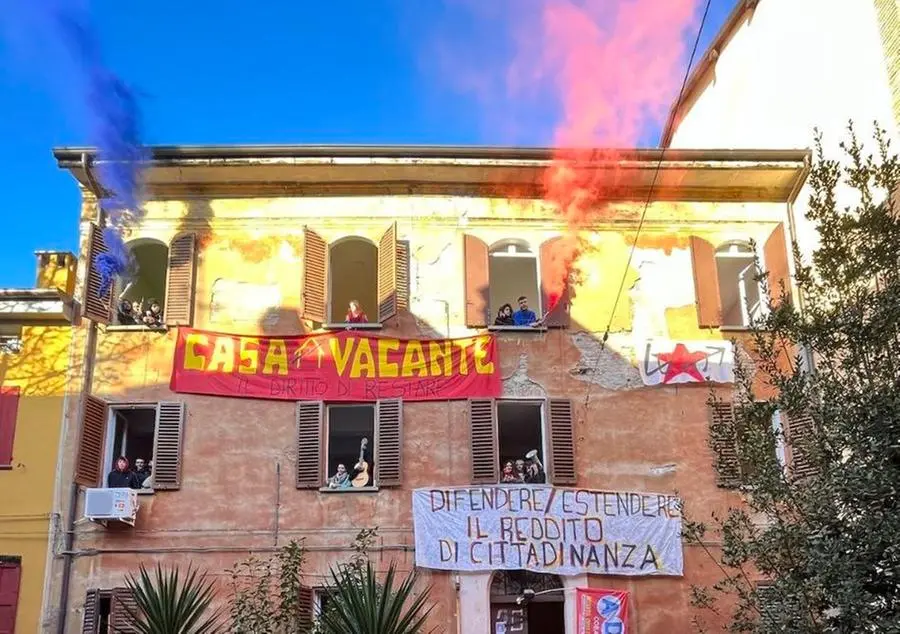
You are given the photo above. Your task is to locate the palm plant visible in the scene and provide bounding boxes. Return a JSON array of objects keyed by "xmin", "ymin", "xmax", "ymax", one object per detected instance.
[
  {"xmin": 122, "ymin": 563, "xmax": 224, "ymax": 634},
  {"xmin": 317, "ymin": 561, "xmax": 434, "ymax": 634}
]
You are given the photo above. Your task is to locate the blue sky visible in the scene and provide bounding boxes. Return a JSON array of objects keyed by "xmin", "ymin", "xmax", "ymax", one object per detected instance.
[{"xmin": 0, "ymin": 0, "xmax": 736, "ymax": 288}]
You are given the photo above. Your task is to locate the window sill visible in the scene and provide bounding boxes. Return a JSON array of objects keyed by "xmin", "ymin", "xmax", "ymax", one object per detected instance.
[
  {"xmin": 318, "ymin": 486, "xmax": 380, "ymax": 493},
  {"xmin": 136, "ymin": 488, "xmax": 155, "ymax": 495},
  {"xmin": 487, "ymin": 325, "xmax": 548, "ymax": 333},
  {"xmin": 323, "ymin": 323, "xmax": 383, "ymax": 331},
  {"xmin": 0, "ymin": 464, "xmax": 12, "ymax": 471},
  {"xmin": 106, "ymin": 325, "xmax": 168, "ymax": 333}
]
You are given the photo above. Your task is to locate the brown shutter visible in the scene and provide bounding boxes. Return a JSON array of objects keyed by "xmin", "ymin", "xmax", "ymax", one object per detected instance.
[
  {"xmin": 82, "ymin": 589, "xmax": 100, "ymax": 634},
  {"xmin": 785, "ymin": 411, "xmax": 817, "ymax": 480},
  {"xmin": 469, "ymin": 399, "xmax": 498, "ymax": 484},
  {"xmin": 153, "ymin": 402, "xmax": 186, "ymax": 490},
  {"xmin": 764, "ymin": 223, "xmax": 792, "ymax": 306},
  {"xmin": 296, "ymin": 402, "xmax": 324, "ymax": 489},
  {"xmin": 548, "ymin": 399, "xmax": 576, "ymax": 485},
  {"xmin": 75, "ymin": 395, "xmax": 108, "ymax": 487},
  {"xmin": 708, "ymin": 402, "xmax": 741, "ymax": 487},
  {"xmin": 690, "ymin": 236, "xmax": 721, "ymax": 328},
  {"xmin": 303, "ymin": 228, "xmax": 328, "ymax": 323},
  {"xmin": 111, "ymin": 588, "xmax": 138, "ymax": 633},
  {"xmin": 376, "ymin": 399, "xmax": 402, "ymax": 487},
  {"xmin": 464, "ymin": 235, "xmax": 490, "ymax": 327},
  {"xmin": 540, "ymin": 238, "xmax": 572, "ymax": 328},
  {"xmin": 83, "ymin": 224, "xmax": 113, "ymax": 324},
  {"xmin": 164, "ymin": 233, "xmax": 196, "ymax": 326},
  {"xmin": 377, "ymin": 222, "xmax": 399, "ymax": 322},
  {"xmin": 298, "ymin": 585, "xmax": 314, "ymax": 631},
  {"xmin": 396, "ymin": 239, "xmax": 410, "ymax": 312}
]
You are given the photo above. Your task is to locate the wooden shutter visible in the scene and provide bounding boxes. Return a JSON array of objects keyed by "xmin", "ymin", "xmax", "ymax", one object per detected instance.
[
  {"xmin": 377, "ymin": 223, "xmax": 399, "ymax": 322},
  {"xmin": 296, "ymin": 402, "xmax": 324, "ymax": 489},
  {"xmin": 397, "ymin": 239, "xmax": 410, "ymax": 312},
  {"xmin": 764, "ymin": 223, "xmax": 792, "ymax": 306},
  {"xmin": 785, "ymin": 411, "xmax": 817, "ymax": 480},
  {"xmin": 464, "ymin": 235, "xmax": 490, "ymax": 327},
  {"xmin": 540, "ymin": 238, "xmax": 572, "ymax": 328},
  {"xmin": 376, "ymin": 399, "xmax": 402, "ymax": 486},
  {"xmin": 548, "ymin": 399, "xmax": 576, "ymax": 485},
  {"xmin": 469, "ymin": 399, "xmax": 498, "ymax": 484},
  {"xmin": 0, "ymin": 561, "xmax": 21, "ymax": 634},
  {"xmin": 75, "ymin": 395, "xmax": 108, "ymax": 487},
  {"xmin": 165, "ymin": 233, "xmax": 196, "ymax": 326},
  {"xmin": 303, "ymin": 228, "xmax": 328, "ymax": 323},
  {"xmin": 153, "ymin": 402, "xmax": 186, "ymax": 490},
  {"xmin": 83, "ymin": 224, "xmax": 113, "ymax": 324},
  {"xmin": 0, "ymin": 386, "xmax": 20, "ymax": 467},
  {"xmin": 708, "ymin": 402, "xmax": 741, "ymax": 487},
  {"xmin": 297, "ymin": 585, "xmax": 314, "ymax": 631},
  {"xmin": 111, "ymin": 588, "xmax": 138, "ymax": 633},
  {"xmin": 81, "ymin": 589, "xmax": 100, "ymax": 634},
  {"xmin": 690, "ymin": 236, "xmax": 721, "ymax": 328}
]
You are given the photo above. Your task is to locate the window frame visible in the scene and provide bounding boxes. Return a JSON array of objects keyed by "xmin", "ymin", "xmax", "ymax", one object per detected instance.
[
  {"xmin": 487, "ymin": 240, "xmax": 544, "ymax": 331},
  {"xmin": 495, "ymin": 398, "xmax": 550, "ymax": 482},
  {"xmin": 324, "ymin": 235, "xmax": 382, "ymax": 329},
  {"xmin": 102, "ymin": 402, "xmax": 159, "ymax": 494},
  {"xmin": 322, "ymin": 402, "xmax": 378, "ymax": 492},
  {"xmin": 714, "ymin": 241, "xmax": 767, "ymax": 330}
]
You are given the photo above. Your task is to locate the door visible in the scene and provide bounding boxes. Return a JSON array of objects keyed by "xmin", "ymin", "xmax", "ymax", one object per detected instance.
[{"xmin": 491, "ymin": 604, "xmax": 527, "ymax": 634}]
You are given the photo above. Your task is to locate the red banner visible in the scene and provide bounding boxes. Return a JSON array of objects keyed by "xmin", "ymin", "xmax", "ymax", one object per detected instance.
[
  {"xmin": 170, "ymin": 328, "xmax": 501, "ymax": 402},
  {"xmin": 576, "ymin": 588, "xmax": 630, "ymax": 634}
]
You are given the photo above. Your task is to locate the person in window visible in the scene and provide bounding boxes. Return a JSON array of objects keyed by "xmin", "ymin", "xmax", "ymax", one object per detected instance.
[
  {"xmin": 513, "ymin": 296, "xmax": 540, "ymax": 327},
  {"xmin": 500, "ymin": 460, "xmax": 520, "ymax": 483},
  {"xmin": 515, "ymin": 459, "xmax": 527, "ymax": 482},
  {"xmin": 327, "ymin": 463, "xmax": 352, "ymax": 489},
  {"xmin": 117, "ymin": 299, "xmax": 136, "ymax": 325},
  {"xmin": 345, "ymin": 300, "xmax": 368, "ymax": 324},
  {"xmin": 107, "ymin": 456, "xmax": 140, "ymax": 489},
  {"xmin": 494, "ymin": 303, "xmax": 515, "ymax": 326},
  {"xmin": 142, "ymin": 298, "xmax": 163, "ymax": 327},
  {"xmin": 133, "ymin": 458, "xmax": 152, "ymax": 489},
  {"xmin": 524, "ymin": 450, "xmax": 546, "ymax": 484}
]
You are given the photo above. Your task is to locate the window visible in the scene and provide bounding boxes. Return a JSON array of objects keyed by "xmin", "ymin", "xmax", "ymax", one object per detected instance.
[
  {"xmin": 468, "ymin": 398, "xmax": 575, "ymax": 486},
  {"xmin": 0, "ymin": 557, "xmax": 22, "ymax": 634},
  {"xmin": 689, "ymin": 224, "xmax": 792, "ymax": 329},
  {"xmin": 314, "ymin": 588, "xmax": 335, "ymax": 623},
  {"xmin": 302, "ymin": 224, "xmax": 409, "ymax": 327},
  {"xmin": 83, "ymin": 226, "xmax": 196, "ymax": 327},
  {"xmin": 464, "ymin": 235, "xmax": 570, "ymax": 329},
  {"xmin": 0, "ymin": 326, "xmax": 22, "ymax": 355},
  {"xmin": 82, "ymin": 589, "xmax": 135, "ymax": 634},
  {"xmin": 295, "ymin": 399, "xmax": 402, "ymax": 490},
  {"xmin": 75, "ymin": 397, "xmax": 186, "ymax": 491},
  {"xmin": 0, "ymin": 386, "xmax": 20, "ymax": 469}
]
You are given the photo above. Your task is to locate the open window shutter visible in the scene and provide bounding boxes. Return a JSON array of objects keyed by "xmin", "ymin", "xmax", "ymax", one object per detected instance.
[
  {"xmin": 764, "ymin": 223, "xmax": 792, "ymax": 306},
  {"xmin": 548, "ymin": 399, "xmax": 576, "ymax": 485},
  {"xmin": 81, "ymin": 589, "xmax": 99, "ymax": 634},
  {"xmin": 303, "ymin": 228, "xmax": 328, "ymax": 323},
  {"xmin": 708, "ymin": 402, "xmax": 741, "ymax": 488},
  {"xmin": 153, "ymin": 402, "xmax": 186, "ymax": 490},
  {"xmin": 165, "ymin": 233, "xmax": 197, "ymax": 326},
  {"xmin": 540, "ymin": 238, "xmax": 572, "ymax": 328},
  {"xmin": 0, "ymin": 561, "xmax": 21, "ymax": 634},
  {"xmin": 469, "ymin": 399, "xmax": 498, "ymax": 484},
  {"xmin": 75, "ymin": 395, "xmax": 108, "ymax": 487},
  {"xmin": 376, "ymin": 399, "xmax": 402, "ymax": 486},
  {"xmin": 378, "ymin": 222, "xmax": 399, "ymax": 322},
  {"xmin": 785, "ymin": 411, "xmax": 817, "ymax": 480},
  {"xmin": 298, "ymin": 585, "xmax": 314, "ymax": 631},
  {"xmin": 296, "ymin": 402, "xmax": 324, "ymax": 489},
  {"xmin": 0, "ymin": 386, "xmax": 20, "ymax": 467},
  {"xmin": 464, "ymin": 235, "xmax": 490, "ymax": 327},
  {"xmin": 111, "ymin": 588, "xmax": 138, "ymax": 633},
  {"xmin": 397, "ymin": 239, "xmax": 410, "ymax": 312},
  {"xmin": 690, "ymin": 236, "xmax": 721, "ymax": 328},
  {"xmin": 83, "ymin": 224, "xmax": 113, "ymax": 324}
]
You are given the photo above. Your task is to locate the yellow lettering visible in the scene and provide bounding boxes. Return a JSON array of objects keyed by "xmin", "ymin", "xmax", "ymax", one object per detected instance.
[
  {"xmin": 329, "ymin": 337, "xmax": 356, "ymax": 377},
  {"xmin": 184, "ymin": 333, "xmax": 208, "ymax": 371},
  {"xmin": 428, "ymin": 341, "xmax": 452, "ymax": 376},
  {"xmin": 239, "ymin": 337, "xmax": 260, "ymax": 374},
  {"xmin": 453, "ymin": 338, "xmax": 473, "ymax": 375},
  {"xmin": 377, "ymin": 338, "xmax": 400, "ymax": 377},
  {"xmin": 208, "ymin": 336, "xmax": 235, "ymax": 373},
  {"xmin": 262, "ymin": 339, "xmax": 288, "ymax": 376},
  {"xmin": 350, "ymin": 338, "xmax": 376, "ymax": 378},
  {"xmin": 473, "ymin": 336, "xmax": 495, "ymax": 374},
  {"xmin": 401, "ymin": 341, "xmax": 429, "ymax": 377}
]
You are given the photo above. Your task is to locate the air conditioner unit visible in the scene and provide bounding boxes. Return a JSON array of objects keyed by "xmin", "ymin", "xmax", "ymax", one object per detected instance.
[{"xmin": 84, "ymin": 488, "xmax": 139, "ymax": 526}]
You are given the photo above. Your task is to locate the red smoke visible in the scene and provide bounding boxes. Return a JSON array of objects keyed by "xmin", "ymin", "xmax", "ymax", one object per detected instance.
[{"xmin": 427, "ymin": 0, "xmax": 703, "ymax": 313}]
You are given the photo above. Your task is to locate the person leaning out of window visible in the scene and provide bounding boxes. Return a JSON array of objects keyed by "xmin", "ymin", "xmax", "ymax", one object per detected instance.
[
  {"xmin": 513, "ymin": 296, "xmax": 542, "ymax": 327},
  {"xmin": 107, "ymin": 456, "xmax": 143, "ymax": 489}
]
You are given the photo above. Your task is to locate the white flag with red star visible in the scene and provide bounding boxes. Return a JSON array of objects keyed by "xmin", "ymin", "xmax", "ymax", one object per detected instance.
[{"xmin": 638, "ymin": 339, "xmax": 734, "ymax": 386}]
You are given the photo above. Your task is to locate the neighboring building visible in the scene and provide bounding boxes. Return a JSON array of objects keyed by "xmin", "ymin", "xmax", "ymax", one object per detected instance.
[
  {"xmin": 41, "ymin": 145, "xmax": 808, "ymax": 633},
  {"xmin": 0, "ymin": 252, "xmax": 78, "ymax": 633}
]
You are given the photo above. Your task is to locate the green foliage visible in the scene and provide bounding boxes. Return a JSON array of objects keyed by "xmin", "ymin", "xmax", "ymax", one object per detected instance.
[
  {"xmin": 122, "ymin": 563, "xmax": 223, "ymax": 634},
  {"xmin": 686, "ymin": 124, "xmax": 900, "ymax": 632}
]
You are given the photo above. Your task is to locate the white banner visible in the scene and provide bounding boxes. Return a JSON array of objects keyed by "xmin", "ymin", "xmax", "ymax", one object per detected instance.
[
  {"xmin": 412, "ymin": 486, "xmax": 683, "ymax": 577},
  {"xmin": 639, "ymin": 339, "xmax": 734, "ymax": 386}
]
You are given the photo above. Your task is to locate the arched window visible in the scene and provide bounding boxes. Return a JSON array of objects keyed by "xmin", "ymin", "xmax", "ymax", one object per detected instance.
[
  {"xmin": 114, "ymin": 239, "xmax": 168, "ymax": 327},
  {"xmin": 489, "ymin": 240, "xmax": 540, "ymax": 326},
  {"xmin": 328, "ymin": 237, "xmax": 378, "ymax": 324},
  {"xmin": 715, "ymin": 242, "xmax": 762, "ymax": 327}
]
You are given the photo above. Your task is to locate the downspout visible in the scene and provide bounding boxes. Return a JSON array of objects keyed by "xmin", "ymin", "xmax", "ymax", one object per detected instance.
[{"xmin": 57, "ymin": 152, "xmax": 103, "ymax": 634}]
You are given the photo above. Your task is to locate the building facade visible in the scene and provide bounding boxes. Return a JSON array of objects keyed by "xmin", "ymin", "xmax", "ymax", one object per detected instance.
[
  {"xmin": 40, "ymin": 146, "xmax": 808, "ymax": 633},
  {"xmin": 0, "ymin": 252, "xmax": 77, "ymax": 633}
]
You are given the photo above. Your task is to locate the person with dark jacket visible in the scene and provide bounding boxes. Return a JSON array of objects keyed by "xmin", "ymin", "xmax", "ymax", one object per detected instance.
[
  {"xmin": 107, "ymin": 456, "xmax": 140, "ymax": 489},
  {"xmin": 494, "ymin": 303, "xmax": 515, "ymax": 326}
]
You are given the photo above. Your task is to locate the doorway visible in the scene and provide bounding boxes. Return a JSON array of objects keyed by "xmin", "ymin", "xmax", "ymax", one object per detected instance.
[{"xmin": 489, "ymin": 570, "xmax": 564, "ymax": 634}]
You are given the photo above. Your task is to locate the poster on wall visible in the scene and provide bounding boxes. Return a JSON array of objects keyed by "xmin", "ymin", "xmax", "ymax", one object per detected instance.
[
  {"xmin": 412, "ymin": 486, "xmax": 683, "ymax": 577},
  {"xmin": 170, "ymin": 328, "xmax": 500, "ymax": 402},
  {"xmin": 576, "ymin": 588, "xmax": 630, "ymax": 634},
  {"xmin": 639, "ymin": 339, "xmax": 734, "ymax": 386}
]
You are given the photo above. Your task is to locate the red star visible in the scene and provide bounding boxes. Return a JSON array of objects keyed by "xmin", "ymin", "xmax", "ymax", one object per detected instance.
[{"xmin": 657, "ymin": 343, "xmax": 707, "ymax": 384}]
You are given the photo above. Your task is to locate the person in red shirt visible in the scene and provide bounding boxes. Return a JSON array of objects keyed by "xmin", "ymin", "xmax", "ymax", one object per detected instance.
[{"xmin": 345, "ymin": 300, "xmax": 368, "ymax": 323}]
